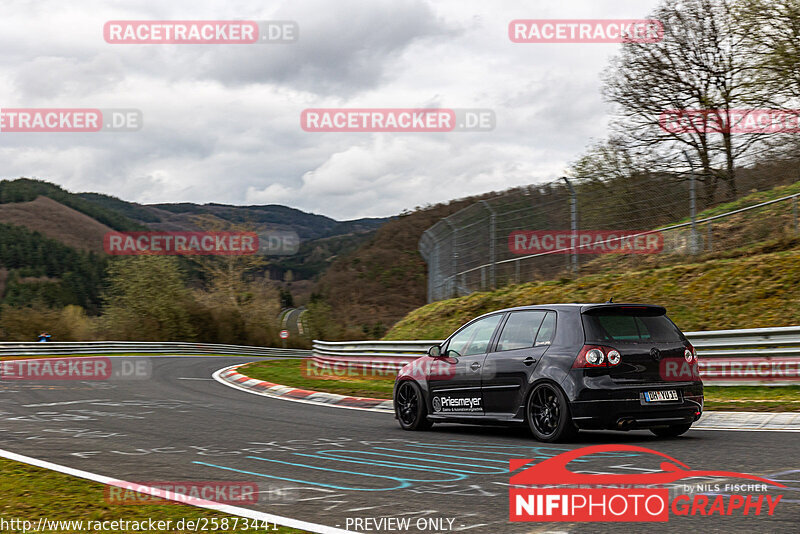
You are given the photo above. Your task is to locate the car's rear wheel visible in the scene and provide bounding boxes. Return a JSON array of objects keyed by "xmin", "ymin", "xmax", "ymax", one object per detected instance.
[
  {"xmin": 650, "ymin": 423, "xmax": 692, "ymax": 438},
  {"xmin": 527, "ymin": 382, "xmax": 577, "ymax": 442},
  {"xmin": 395, "ymin": 381, "xmax": 433, "ymax": 431}
]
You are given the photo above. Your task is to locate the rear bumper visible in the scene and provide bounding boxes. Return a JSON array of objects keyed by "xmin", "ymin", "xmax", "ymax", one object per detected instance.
[
  {"xmin": 570, "ymin": 399, "xmax": 702, "ymax": 430},
  {"xmin": 566, "ymin": 373, "xmax": 703, "ymax": 430}
]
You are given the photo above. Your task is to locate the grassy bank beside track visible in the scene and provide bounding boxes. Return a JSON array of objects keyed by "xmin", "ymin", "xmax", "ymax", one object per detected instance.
[
  {"xmin": 0, "ymin": 457, "xmax": 306, "ymax": 534},
  {"xmin": 237, "ymin": 359, "xmax": 800, "ymax": 412},
  {"xmin": 384, "ymin": 247, "xmax": 800, "ymax": 340}
]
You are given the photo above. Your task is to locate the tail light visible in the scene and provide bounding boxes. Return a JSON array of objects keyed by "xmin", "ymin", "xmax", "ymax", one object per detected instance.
[
  {"xmin": 573, "ymin": 345, "xmax": 621, "ymax": 368},
  {"xmin": 686, "ymin": 343, "xmax": 698, "ymax": 362}
]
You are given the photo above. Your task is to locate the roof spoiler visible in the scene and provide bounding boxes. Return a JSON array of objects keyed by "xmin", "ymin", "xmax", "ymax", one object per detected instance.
[{"xmin": 581, "ymin": 303, "xmax": 667, "ymax": 316}]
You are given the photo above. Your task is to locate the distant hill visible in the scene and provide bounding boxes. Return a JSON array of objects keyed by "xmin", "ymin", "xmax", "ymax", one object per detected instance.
[
  {"xmin": 80, "ymin": 193, "xmax": 386, "ymax": 241},
  {"xmin": 0, "ymin": 196, "xmax": 112, "ymax": 253},
  {"xmin": 0, "ymin": 222, "xmax": 106, "ymax": 312},
  {"xmin": 0, "ymin": 178, "xmax": 388, "ymax": 284},
  {"xmin": 0, "ymin": 178, "xmax": 144, "ymax": 231},
  {"xmin": 312, "ymin": 193, "xmax": 503, "ymax": 339}
]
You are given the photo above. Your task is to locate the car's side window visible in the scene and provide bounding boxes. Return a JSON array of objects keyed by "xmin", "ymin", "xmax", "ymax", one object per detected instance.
[
  {"xmin": 445, "ymin": 314, "xmax": 503, "ymax": 357},
  {"xmin": 495, "ymin": 311, "xmax": 546, "ymax": 352},
  {"xmin": 534, "ymin": 311, "xmax": 557, "ymax": 346}
]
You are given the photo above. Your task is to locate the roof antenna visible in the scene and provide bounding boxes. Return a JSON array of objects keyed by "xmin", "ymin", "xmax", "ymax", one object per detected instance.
[{"xmin": 607, "ymin": 297, "xmax": 614, "ymax": 303}]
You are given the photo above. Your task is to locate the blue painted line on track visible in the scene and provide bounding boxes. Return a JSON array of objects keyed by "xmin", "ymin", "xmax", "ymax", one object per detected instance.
[
  {"xmin": 290, "ymin": 453, "xmax": 470, "ymax": 481},
  {"xmin": 193, "ymin": 460, "xmax": 411, "ymax": 492}
]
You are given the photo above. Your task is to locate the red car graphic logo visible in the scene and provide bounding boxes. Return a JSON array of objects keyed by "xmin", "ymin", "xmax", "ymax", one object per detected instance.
[{"xmin": 510, "ymin": 444, "xmax": 786, "ymax": 487}]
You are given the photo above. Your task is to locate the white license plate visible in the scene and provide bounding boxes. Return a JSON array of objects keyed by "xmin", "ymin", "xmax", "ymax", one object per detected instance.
[{"xmin": 644, "ymin": 390, "xmax": 678, "ymax": 402}]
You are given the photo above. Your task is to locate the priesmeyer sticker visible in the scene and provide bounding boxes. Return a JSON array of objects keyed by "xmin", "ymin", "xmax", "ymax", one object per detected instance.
[
  {"xmin": 509, "ymin": 230, "xmax": 663, "ymax": 255},
  {"xmin": 432, "ymin": 395, "xmax": 482, "ymax": 413},
  {"xmin": 509, "ymin": 445, "xmax": 785, "ymax": 522}
]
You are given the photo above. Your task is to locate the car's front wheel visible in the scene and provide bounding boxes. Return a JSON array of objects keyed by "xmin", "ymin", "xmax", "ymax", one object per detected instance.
[
  {"xmin": 526, "ymin": 382, "xmax": 577, "ymax": 442},
  {"xmin": 395, "ymin": 381, "xmax": 433, "ymax": 431},
  {"xmin": 650, "ymin": 423, "xmax": 692, "ymax": 438}
]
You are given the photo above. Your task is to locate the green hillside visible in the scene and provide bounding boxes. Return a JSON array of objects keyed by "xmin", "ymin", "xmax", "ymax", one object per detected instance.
[
  {"xmin": 0, "ymin": 223, "xmax": 106, "ymax": 312},
  {"xmin": 384, "ymin": 243, "xmax": 800, "ymax": 340}
]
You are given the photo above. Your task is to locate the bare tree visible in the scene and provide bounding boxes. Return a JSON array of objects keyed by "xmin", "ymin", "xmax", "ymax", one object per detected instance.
[
  {"xmin": 735, "ymin": 0, "xmax": 800, "ymax": 100},
  {"xmin": 603, "ymin": 0, "xmax": 771, "ymax": 205}
]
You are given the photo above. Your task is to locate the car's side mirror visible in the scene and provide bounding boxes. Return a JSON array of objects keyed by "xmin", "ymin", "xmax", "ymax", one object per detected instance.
[{"xmin": 427, "ymin": 345, "xmax": 442, "ymax": 357}]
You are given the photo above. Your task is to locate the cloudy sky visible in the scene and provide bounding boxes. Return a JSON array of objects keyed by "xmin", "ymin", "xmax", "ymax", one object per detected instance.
[{"xmin": 0, "ymin": 0, "xmax": 662, "ymax": 220}]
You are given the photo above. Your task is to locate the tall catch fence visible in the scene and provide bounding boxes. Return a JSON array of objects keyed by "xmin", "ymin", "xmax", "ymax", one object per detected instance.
[{"xmin": 420, "ymin": 174, "xmax": 800, "ymax": 302}]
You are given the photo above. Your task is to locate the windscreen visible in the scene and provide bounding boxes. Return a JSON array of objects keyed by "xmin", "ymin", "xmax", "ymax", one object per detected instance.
[{"xmin": 582, "ymin": 308, "xmax": 683, "ymax": 343}]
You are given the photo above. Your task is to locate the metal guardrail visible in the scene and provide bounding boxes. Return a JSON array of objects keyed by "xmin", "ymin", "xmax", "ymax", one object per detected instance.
[
  {"xmin": 313, "ymin": 326, "xmax": 800, "ymax": 386},
  {"xmin": 0, "ymin": 341, "xmax": 310, "ymax": 358}
]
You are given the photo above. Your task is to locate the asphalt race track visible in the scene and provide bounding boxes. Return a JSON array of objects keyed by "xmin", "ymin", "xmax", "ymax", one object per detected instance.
[{"xmin": 0, "ymin": 356, "xmax": 798, "ymax": 533}]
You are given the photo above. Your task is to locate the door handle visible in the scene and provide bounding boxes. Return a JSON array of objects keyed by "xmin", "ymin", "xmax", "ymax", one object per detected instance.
[
  {"xmin": 470, "ymin": 362, "xmax": 482, "ymax": 371},
  {"xmin": 523, "ymin": 357, "xmax": 537, "ymax": 366}
]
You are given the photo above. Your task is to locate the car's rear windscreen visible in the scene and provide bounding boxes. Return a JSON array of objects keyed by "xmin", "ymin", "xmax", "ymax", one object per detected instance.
[{"xmin": 582, "ymin": 308, "xmax": 684, "ymax": 343}]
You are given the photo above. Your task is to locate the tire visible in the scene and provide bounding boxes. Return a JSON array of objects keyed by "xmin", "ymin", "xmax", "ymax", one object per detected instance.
[
  {"xmin": 650, "ymin": 423, "xmax": 692, "ymax": 438},
  {"xmin": 526, "ymin": 382, "xmax": 578, "ymax": 442},
  {"xmin": 395, "ymin": 381, "xmax": 433, "ymax": 431}
]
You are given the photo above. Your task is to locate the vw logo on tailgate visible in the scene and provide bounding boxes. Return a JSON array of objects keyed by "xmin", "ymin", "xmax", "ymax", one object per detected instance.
[{"xmin": 650, "ymin": 347, "xmax": 662, "ymax": 361}]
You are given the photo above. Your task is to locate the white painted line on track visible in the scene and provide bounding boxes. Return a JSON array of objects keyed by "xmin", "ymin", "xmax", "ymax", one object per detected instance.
[
  {"xmin": 177, "ymin": 377, "xmax": 214, "ymax": 381},
  {"xmin": 0, "ymin": 447, "xmax": 358, "ymax": 534},
  {"xmin": 691, "ymin": 427, "xmax": 800, "ymax": 432},
  {"xmin": 212, "ymin": 365, "xmax": 393, "ymax": 414},
  {"xmin": 22, "ymin": 399, "xmax": 111, "ymax": 407}
]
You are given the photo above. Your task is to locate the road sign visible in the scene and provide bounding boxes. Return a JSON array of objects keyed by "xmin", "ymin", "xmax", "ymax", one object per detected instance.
[{"xmin": 280, "ymin": 329, "xmax": 289, "ymax": 340}]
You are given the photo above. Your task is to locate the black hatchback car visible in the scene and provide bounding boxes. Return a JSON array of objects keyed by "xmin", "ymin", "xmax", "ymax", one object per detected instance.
[{"xmin": 393, "ymin": 303, "xmax": 703, "ymax": 442}]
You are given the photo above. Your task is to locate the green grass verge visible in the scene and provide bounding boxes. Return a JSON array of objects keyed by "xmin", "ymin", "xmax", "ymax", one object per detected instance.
[
  {"xmin": 704, "ymin": 386, "xmax": 800, "ymax": 412},
  {"xmin": 237, "ymin": 361, "xmax": 800, "ymax": 412},
  {"xmin": 238, "ymin": 359, "xmax": 395, "ymax": 398},
  {"xmin": 0, "ymin": 457, "xmax": 306, "ymax": 533}
]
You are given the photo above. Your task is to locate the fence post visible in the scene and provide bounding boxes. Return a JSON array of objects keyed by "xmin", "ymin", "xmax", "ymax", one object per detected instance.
[
  {"xmin": 683, "ymin": 151, "xmax": 699, "ymax": 254},
  {"xmin": 444, "ymin": 219, "xmax": 457, "ymax": 298},
  {"xmin": 562, "ymin": 177, "xmax": 578, "ymax": 275},
  {"xmin": 480, "ymin": 200, "xmax": 497, "ymax": 289},
  {"xmin": 794, "ymin": 195, "xmax": 798, "ymax": 234},
  {"xmin": 707, "ymin": 221, "xmax": 713, "ymax": 252}
]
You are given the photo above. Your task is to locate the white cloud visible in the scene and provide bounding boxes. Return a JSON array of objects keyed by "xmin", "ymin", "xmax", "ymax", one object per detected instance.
[{"xmin": 0, "ymin": 0, "xmax": 662, "ymax": 219}]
